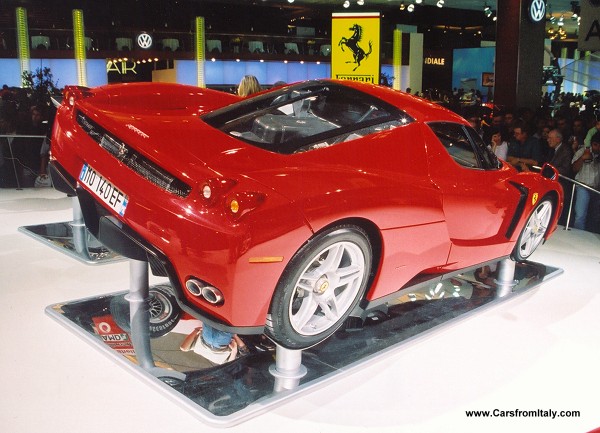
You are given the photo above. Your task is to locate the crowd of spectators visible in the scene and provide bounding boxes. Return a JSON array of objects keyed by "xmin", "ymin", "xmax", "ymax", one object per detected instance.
[
  {"xmin": 0, "ymin": 84, "xmax": 53, "ymax": 188},
  {"xmin": 463, "ymin": 95, "xmax": 600, "ymax": 234}
]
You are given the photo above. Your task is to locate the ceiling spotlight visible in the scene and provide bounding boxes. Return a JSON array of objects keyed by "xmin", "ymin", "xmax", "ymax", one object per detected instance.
[
  {"xmin": 287, "ymin": 0, "xmax": 294, "ymax": 3},
  {"xmin": 484, "ymin": 3, "xmax": 493, "ymax": 17},
  {"xmin": 357, "ymin": 0, "xmax": 364, "ymax": 4},
  {"xmin": 400, "ymin": 2, "xmax": 405, "ymax": 10},
  {"xmin": 437, "ymin": 0, "xmax": 444, "ymax": 7},
  {"xmin": 343, "ymin": 0, "xmax": 350, "ymax": 7},
  {"xmin": 407, "ymin": 3, "xmax": 415, "ymax": 12},
  {"xmin": 415, "ymin": 0, "xmax": 422, "ymax": 3}
]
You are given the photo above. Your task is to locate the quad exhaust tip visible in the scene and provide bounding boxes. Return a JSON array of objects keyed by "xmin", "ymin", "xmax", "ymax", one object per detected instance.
[{"xmin": 185, "ymin": 278, "xmax": 224, "ymax": 305}]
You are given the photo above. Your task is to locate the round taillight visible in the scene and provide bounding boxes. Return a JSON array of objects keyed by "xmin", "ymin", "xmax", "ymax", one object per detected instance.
[
  {"xmin": 202, "ymin": 184, "xmax": 212, "ymax": 199},
  {"xmin": 229, "ymin": 199, "xmax": 240, "ymax": 214}
]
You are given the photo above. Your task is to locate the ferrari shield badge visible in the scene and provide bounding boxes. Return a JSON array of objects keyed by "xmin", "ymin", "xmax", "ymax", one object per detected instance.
[{"xmin": 532, "ymin": 192, "xmax": 539, "ymax": 206}]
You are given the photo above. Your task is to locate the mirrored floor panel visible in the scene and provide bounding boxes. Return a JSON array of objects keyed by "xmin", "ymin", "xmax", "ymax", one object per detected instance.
[
  {"xmin": 19, "ymin": 221, "xmax": 123, "ymax": 264},
  {"xmin": 46, "ymin": 259, "xmax": 562, "ymax": 427}
]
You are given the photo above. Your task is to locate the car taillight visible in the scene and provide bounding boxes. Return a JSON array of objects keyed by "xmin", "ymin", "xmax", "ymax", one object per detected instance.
[
  {"xmin": 62, "ymin": 85, "xmax": 91, "ymax": 110},
  {"xmin": 199, "ymin": 178, "xmax": 237, "ymax": 205},
  {"xmin": 200, "ymin": 178, "xmax": 265, "ymax": 219},
  {"xmin": 226, "ymin": 191, "xmax": 266, "ymax": 219}
]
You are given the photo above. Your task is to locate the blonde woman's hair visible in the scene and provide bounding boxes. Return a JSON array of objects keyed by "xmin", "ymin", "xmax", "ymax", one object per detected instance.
[{"xmin": 237, "ymin": 75, "xmax": 261, "ymax": 97}]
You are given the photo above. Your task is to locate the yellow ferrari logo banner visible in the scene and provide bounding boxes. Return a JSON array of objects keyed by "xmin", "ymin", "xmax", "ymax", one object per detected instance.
[{"xmin": 331, "ymin": 12, "xmax": 380, "ymax": 84}]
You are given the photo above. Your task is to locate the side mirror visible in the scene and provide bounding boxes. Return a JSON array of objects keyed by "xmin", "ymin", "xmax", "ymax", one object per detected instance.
[{"xmin": 540, "ymin": 163, "xmax": 558, "ymax": 180}]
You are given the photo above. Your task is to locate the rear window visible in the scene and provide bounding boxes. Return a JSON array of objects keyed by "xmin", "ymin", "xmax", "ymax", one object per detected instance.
[{"xmin": 202, "ymin": 81, "xmax": 413, "ymax": 154}]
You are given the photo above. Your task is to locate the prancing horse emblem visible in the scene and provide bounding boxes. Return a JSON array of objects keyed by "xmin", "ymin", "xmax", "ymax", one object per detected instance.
[{"xmin": 338, "ymin": 24, "xmax": 373, "ymax": 71}]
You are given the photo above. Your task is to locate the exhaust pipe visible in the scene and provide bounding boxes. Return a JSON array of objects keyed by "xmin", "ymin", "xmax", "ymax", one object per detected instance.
[
  {"xmin": 201, "ymin": 286, "xmax": 224, "ymax": 305},
  {"xmin": 185, "ymin": 278, "xmax": 224, "ymax": 305}
]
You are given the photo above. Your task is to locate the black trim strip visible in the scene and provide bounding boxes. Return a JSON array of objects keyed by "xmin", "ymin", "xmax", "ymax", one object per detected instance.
[
  {"xmin": 76, "ymin": 111, "xmax": 191, "ymax": 198},
  {"xmin": 505, "ymin": 181, "xmax": 529, "ymax": 238}
]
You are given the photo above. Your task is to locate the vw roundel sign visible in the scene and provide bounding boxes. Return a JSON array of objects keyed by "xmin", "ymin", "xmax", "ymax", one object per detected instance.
[
  {"xmin": 528, "ymin": 0, "xmax": 546, "ymax": 23},
  {"xmin": 137, "ymin": 32, "xmax": 153, "ymax": 49}
]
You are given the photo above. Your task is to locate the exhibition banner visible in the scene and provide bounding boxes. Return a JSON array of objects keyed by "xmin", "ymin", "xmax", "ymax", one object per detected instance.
[
  {"xmin": 331, "ymin": 12, "xmax": 380, "ymax": 84},
  {"xmin": 578, "ymin": 0, "xmax": 600, "ymax": 51}
]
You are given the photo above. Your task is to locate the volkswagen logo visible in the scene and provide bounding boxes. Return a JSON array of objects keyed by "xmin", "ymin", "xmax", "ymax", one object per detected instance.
[
  {"xmin": 528, "ymin": 0, "xmax": 546, "ymax": 23},
  {"xmin": 137, "ymin": 32, "xmax": 153, "ymax": 49}
]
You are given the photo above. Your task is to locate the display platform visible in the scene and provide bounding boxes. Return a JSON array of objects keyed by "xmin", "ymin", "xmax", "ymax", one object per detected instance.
[
  {"xmin": 19, "ymin": 221, "xmax": 122, "ymax": 265},
  {"xmin": 46, "ymin": 259, "xmax": 562, "ymax": 428},
  {"xmin": 18, "ymin": 197, "xmax": 123, "ymax": 265}
]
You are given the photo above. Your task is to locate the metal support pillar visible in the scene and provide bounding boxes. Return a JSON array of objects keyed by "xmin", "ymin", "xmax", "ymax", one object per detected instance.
[
  {"xmin": 124, "ymin": 259, "xmax": 186, "ymax": 380},
  {"xmin": 70, "ymin": 197, "xmax": 87, "ymax": 255},
  {"xmin": 269, "ymin": 345, "xmax": 307, "ymax": 392},
  {"xmin": 494, "ymin": 258, "xmax": 518, "ymax": 298},
  {"xmin": 125, "ymin": 259, "xmax": 156, "ymax": 370}
]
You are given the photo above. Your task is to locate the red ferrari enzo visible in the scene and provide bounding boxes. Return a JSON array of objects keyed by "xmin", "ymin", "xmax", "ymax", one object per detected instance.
[{"xmin": 49, "ymin": 80, "xmax": 562, "ymax": 349}]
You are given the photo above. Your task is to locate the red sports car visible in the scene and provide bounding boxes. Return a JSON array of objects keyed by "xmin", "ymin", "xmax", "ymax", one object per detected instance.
[{"xmin": 49, "ymin": 80, "xmax": 562, "ymax": 349}]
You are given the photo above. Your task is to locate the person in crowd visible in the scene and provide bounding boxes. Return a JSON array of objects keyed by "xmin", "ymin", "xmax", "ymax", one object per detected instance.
[
  {"xmin": 0, "ymin": 84, "xmax": 11, "ymax": 101},
  {"xmin": 571, "ymin": 132, "xmax": 600, "ymax": 230},
  {"xmin": 547, "ymin": 129, "xmax": 573, "ymax": 178},
  {"xmin": 490, "ymin": 112, "xmax": 504, "ymax": 130},
  {"xmin": 532, "ymin": 116, "xmax": 548, "ymax": 141},
  {"xmin": 555, "ymin": 115, "xmax": 572, "ymax": 144},
  {"xmin": 503, "ymin": 109, "xmax": 516, "ymax": 136},
  {"xmin": 507, "ymin": 121, "xmax": 542, "ymax": 172},
  {"xmin": 583, "ymin": 119, "xmax": 600, "ymax": 149},
  {"xmin": 237, "ymin": 75, "xmax": 261, "ymax": 97},
  {"xmin": 467, "ymin": 112, "xmax": 484, "ymax": 138},
  {"xmin": 518, "ymin": 107, "xmax": 535, "ymax": 128},
  {"xmin": 532, "ymin": 116, "xmax": 551, "ymax": 164},
  {"xmin": 538, "ymin": 125, "xmax": 552, "ymax": 164},
  {"xmin": 547, "ymin": 129, "xmax": 574, "ymax": 225},
  {"xmin": 569, "ymin": 117, "xmax": 586, "ymax": 151},
  {"xmin": 14, "ymin": 105, "xmax": 48, "ymax": 187},
  {"xmin": 488, "ymin": 126, "xmax": 509, "ymax": 161}
]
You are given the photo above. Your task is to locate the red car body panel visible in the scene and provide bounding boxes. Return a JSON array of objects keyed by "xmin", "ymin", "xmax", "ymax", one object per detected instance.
[{"xmin": 50, "ymin": 80, "xmax": 563, "ymax": 330}]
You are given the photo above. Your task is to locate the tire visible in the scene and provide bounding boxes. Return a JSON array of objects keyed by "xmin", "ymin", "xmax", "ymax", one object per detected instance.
[
  {"xmin": 266, "ymin": 225, "xmax": 372, "ymax": 350},
  {"xmin": 110, "ymin": 284, "xmax": 181, "ymax": 338},
  {"xmin": 512, "ymin": 198, "xmax": 553, "ymax": 261}
]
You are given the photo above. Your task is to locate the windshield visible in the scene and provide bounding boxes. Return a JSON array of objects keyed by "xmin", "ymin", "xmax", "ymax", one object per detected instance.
[{"xmin": 202, "ymin": 81, "xmax": 413, "ymax": 154}]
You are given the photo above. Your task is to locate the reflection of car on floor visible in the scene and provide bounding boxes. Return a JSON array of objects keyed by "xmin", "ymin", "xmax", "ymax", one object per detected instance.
[{"xmin": 49, "ymin": 79, "xmax": 563, "ymax": 350}]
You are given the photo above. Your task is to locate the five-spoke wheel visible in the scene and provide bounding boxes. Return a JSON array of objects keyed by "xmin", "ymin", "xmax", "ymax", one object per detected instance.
[
  {"xmin": 513, "ymin": 198, "xmax": 553, "ymax": 261},
  {"xmin": 266, "ymin": 225, "xmax": 372, "ymax": 349}
]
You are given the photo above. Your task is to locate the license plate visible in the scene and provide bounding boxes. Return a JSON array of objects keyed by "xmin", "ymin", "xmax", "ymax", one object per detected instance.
[{"xmin": 79, "ymin": 164, "xmax": 129, "ymax": 216}]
